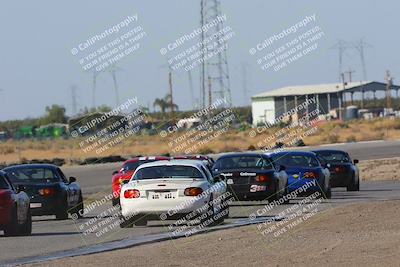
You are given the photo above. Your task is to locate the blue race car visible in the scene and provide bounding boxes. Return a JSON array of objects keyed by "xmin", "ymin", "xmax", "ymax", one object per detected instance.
[{"xmin": 269, "ymin": 151, "xmax": 331, "ymax": 201}]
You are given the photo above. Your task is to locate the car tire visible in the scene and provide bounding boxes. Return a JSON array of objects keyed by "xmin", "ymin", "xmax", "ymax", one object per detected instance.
[
  {"xmin": 201, "ymin": 196, "xmax": 217, "ymax": 227},
  {"xmin": 119, "ymin": 215, "xmax": 133, "ymax": 228},
  {"xmin": 4, "ymin": 206, "xmax": 18, "ymax": 237},
  {"xmin": 55, "ymin": 197, "xmax": 69, "ymax": 220},
  {"xmin": 71, "ymin": 193, "xmax": 84, "ymax": 219},
  {"xmin": 18, "ymin": 209, "xmax": 32, "ymax": 236},
  {"xmin": 133, "ymin": 216, "xmax": 148, "ymax": 226},
  {"xmin": 347, "ymin": 176, "xmax": 360, "ymax": 191}
]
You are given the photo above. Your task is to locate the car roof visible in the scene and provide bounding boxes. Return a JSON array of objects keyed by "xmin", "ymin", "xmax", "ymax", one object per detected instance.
[
  {"xmin": 269, "ymin": 151, "xmax": 317, "ymax": 157},
  {"xmin": 3, "ymin": 163, "xmax": 58, "ymax": 170},
  {"xmin": 312, "ymin": 149, "xmax": 347, "ymax": 153},
  {"xmin": 136, "ymin": 159, "xmax": 207, "ymax": 170},
  {"xmin": 217, "ymin": 152, "xmax": 267, "ymax": 159},
  {"xmin": 124, "ymin": 156, "xmax": 170, "ymax": 164}
]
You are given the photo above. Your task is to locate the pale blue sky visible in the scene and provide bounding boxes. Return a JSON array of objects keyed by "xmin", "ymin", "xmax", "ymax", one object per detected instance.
[{"xmin": 0, "ymin": 0, "xmax": 398, "ymax": 120}]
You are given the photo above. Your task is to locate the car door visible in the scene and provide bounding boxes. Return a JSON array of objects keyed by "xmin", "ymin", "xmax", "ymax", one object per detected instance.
[
  {"xmin": 4, "ymin": 174, "xmax": 29, "ymax": 224},
  {"xmin": 201, "ymin": 165, "xmax": 226, "ymax": 209},
  {"xmin": 55, "ymin": 168, "xmax": 76, "ymax": 207}
]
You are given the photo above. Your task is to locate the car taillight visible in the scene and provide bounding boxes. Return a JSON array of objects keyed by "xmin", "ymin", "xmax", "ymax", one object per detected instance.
[
  {"xmin": 124, "ymin": 189, "xmax": 140, "ymax": 199},
  {"xmin": 334, "ymin": 166, "xmax": 346, "ymax": 173},
  {"xmin": 184, "ymin": 187, "xmax": 203, "ymax": 196},
  {"xmin": 0, "ymin": 192, "xmax": 12, "ymax": 206},
  {"xmin": 255, "ymin": 174, "xmax": 270, "ymax": 183},
  {"xmin": 38, "ymin": 188, "xmax": 55, "ymax": 197},
  {"xmin": 304, "ymin": 172, "xmax": 319, "ymax": 179}
]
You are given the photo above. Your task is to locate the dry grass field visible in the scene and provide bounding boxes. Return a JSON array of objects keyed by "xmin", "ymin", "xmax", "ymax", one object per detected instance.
[{"xmin": 0, "ymin": 118, "xmax": 400, "ymax": 165}]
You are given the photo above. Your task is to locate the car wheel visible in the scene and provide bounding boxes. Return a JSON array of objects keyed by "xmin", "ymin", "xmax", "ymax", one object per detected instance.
[
  {"xmin": 201, "ymin": 196, "xmax": 216, "ymax": 227},
  {"xmin": 133, "ymin": 216, "xmax": 148, "ymax": 226},
  {"xmin": 119, "ymin": 215, "xmax": 133, "ymax": 228},
  {"xmin": 18, "ymin": 209, "xmax": 32, "ymax": 236},
  {"xmin": 4, "ymin": 206, "xmax": 18, "ymax": 237},
  {"xmin": 347, "ymin": 176, "xmax": 360, "ymax": 191},
  {"xmin": 323, "ymin": 187, "xmax": 332, "ymax": 199},
  {"xmin": 71, "ymin": 193, "xmax": 84, "ymax": 219},
  {"xmin": 55, "ymin": 197, "xmax": 69, "ymax": 220}
]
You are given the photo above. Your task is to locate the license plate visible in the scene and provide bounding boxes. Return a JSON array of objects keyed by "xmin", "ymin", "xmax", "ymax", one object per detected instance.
[
  {"xmin": 149, "ymin": 192, "xmax": 175, "ymax": 200},
  {"xmin": 30, "ymin": 203, "xmax": 42, "ymax": 208},
  {"xmin": 227, "ymin": 179, "xmax": 234, "ymax": 184}
]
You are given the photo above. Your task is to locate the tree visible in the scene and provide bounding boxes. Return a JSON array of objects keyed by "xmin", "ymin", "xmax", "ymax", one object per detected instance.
[
  {"xmin": 41, "ymin": 105, "xmax": 67, "ymax": 124},
  {"xmin": 153, "ymin": 94, "xmax": 178, "ymax": 115},
  {"xmin": 153, "ymin": 98, "xmax": 168, "ymax": 114}
]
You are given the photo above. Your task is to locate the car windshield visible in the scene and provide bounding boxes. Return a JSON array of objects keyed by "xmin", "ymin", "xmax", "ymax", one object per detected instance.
[
  {"xmin": 133, "ymin": 165, "xmax": 204, "ymax": 180},
  {"xmin": 0, "ymin": 176, "xmax": 10, "ymax": 189},
  {"xmin": 315, "ymin": 151, "xmax": 351, "ymax": 163},
  {"xmin": 5, "ymin": 167, "xmax": 59, "ymax": 183},
  {"xmin": 272, "ymin": 154, "xmax": 320, "ymax": 168},
  {"xmin": 216, "ymin": 156, "xmax": 274, "ymax": 170}
]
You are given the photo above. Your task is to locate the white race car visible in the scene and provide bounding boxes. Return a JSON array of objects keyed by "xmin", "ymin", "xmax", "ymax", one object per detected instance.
[{"xmin": 119, "ymin": 160, "xmax": 230, "ymax": 227}]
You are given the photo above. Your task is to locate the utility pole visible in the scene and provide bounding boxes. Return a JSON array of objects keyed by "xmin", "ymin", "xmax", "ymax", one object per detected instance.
[
  {"xmin": 187, "ymin": 70, "xmax": 195, "ymax": 110},
  {"xmin": 168, "ymin": 66, "xmax": 174, "ymax": 119},
  {"xmin": 208, "ymin": 76, "xmax": 212, "ymax": 108},
  {"xmin": 70, "ymin": 85, "xmax": 78, "ymax": 115},
  {"xmin": 344, "ymin": 68, "xmax": 355, "ymax": 83},
  {"xmin": 92, "ymin": 70, "xmax": 98, "ymax": 109},
  {"xmin": 242, "ymin": 62, "xmax": 250, "ymax": 106},
  {"xmin": 109, "ymin": 65, "xmax": 122, "ymax": 106},
  {"xmin": 385, "ymin": 70, "xmax": 393, "ymax": 110}
]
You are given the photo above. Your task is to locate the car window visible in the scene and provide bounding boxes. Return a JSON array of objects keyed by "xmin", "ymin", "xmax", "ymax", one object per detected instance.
[
  {"xmin": 216, "ymin": 156, "xmax": 274, "ymax": 170},
  {"xmin": 272, "ymin": 154, "xmax": 320, "ymax": 168},
  {"xmin": 200, "ymin": 165, "xmax": 213, "ymax": 182},
  {"xmin": 5, "ymin": 167, "xmax": 59, "ymax": 183},
  {"xmin": 134, "ymin": 166, "xmax": 204, "ymax": 180},
  {"xmin": 0, "ymin": 174, "xmax": 11, "ymax": 190},
  {"xmin": 56, "ymin": 168, "xmax": 68, "ymax": 183},
  {"xmin": 315, "ymin": 151, "xmax": 351, "ymax": 163}
]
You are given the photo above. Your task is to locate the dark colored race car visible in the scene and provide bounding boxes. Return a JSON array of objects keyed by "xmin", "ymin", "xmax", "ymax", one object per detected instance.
[
  {"xmin": 3, "ymin": 164, "xmax": 83, "ymax": 220},
  {"xmin": 270, "ymin": 151, "xmax": 331, "ymax": 200},
  {"xmin": 0, "ymin": 170, "xmax": 32, "ymax": 236},
  {"xmin": 111, "ymin": 156, "xmax": 170, "ymax": 206},
  {"xmin": 212, "ymin": 153, "xmax": 288, "ymax": 201},
  {"xmin": 312, "ymin": 149, "xmax": 360, "ymax": 191}
]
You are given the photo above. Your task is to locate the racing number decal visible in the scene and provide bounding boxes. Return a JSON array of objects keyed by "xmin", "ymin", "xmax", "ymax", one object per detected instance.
[{"xmin": 250, "ymin": 185, "xmax": 267, "ymax": 192}]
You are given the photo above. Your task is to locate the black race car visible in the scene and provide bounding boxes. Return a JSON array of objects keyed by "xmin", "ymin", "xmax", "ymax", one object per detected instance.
[
  {"xmin": 212, "ymin": 153, "xmax": 288, "ymax": 201},
  {"xmin": 3, "ymin": 164, "xmax": 84, "ymax": 220},
  {"xmin": 312, "ymin": 149, "xmax": 360, "ymax": 191}
]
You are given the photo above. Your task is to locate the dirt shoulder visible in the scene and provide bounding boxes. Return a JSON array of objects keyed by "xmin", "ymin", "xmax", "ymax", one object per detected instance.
[
  {"xmin": 30, "ymin": 200, "xmax": 400, "ymax": 267},
  {"xmin": 359, "ymin": 157, "xmax": 400, "ymax": 181}
]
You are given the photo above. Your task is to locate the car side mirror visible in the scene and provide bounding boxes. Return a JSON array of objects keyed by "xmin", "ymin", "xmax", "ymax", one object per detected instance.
[
  {"xmin": 278, "ymin": 165, "xmax": 286, "ymax": 171},
  {"xmin": 213, "ymin": 175, "xmax": 224, "ymax": 183},
  {"xmin": 69, "ymin": 177, "xmax": 77, "ymax": 183},
  {"xmin": 353, "ymin": 159, "xmax": 359, "ymax": 164},
  {"xmin": 17, "ymin": 185, "xmax": 26, "ymax": 193},
  {"xmin": 112, "ymin": 170, "xmax": 119, "ymax": 175}
]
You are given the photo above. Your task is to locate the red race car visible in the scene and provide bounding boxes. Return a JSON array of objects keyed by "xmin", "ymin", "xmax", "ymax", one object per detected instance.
[
  {"xmin": 111, "ymin": 156, "xmax": 169, "ymax": 206},
  {"xmin": 0, "ymin": 170, "xmax": 32, "ymax": 236}
]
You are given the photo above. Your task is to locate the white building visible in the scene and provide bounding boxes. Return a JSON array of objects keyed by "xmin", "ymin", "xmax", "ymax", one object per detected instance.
[{"xmin": 251, "ymin": 81, "xmax": 400, "ymax": 126}]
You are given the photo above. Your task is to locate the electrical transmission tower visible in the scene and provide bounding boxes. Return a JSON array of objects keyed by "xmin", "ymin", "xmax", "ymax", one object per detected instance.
[
  {"xmin": 200, "ymin": 0, "xmax": 232, "ymax": 108},
  {"xmin": 354, "ymin": 38, "xmax": 372, "ymax": 81},
  {"xmin": 330, "ymin": 40, "xmax": 350, "ymax": 82}
]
